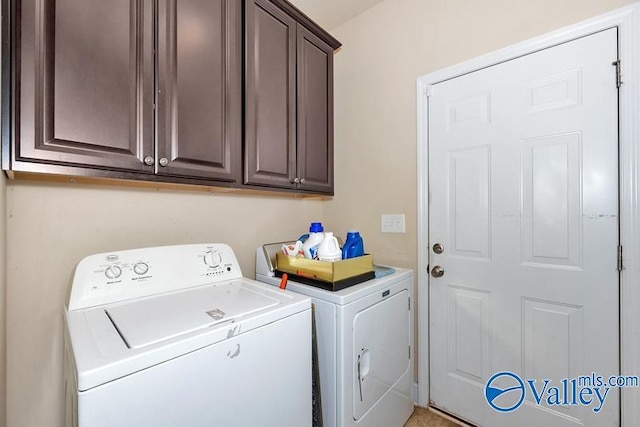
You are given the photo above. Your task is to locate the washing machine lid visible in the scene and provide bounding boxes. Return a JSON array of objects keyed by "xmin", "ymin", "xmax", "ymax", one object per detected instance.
[
  {"xmin": 106, "ymin": 279, "xmax": 279, "ymax": 349},
  {"xmin": 67, "ymin": 277, "xmax": 310, "ymax": 391}
]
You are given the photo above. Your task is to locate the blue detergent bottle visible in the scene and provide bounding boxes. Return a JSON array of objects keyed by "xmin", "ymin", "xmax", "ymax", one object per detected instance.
[
  {"xmin": 302, "ymin": 222, "xmax": 325, "ymax": 259},
  {"xmin": 342, "ymin": 230, "xmax": 364, "ymax": 259}
]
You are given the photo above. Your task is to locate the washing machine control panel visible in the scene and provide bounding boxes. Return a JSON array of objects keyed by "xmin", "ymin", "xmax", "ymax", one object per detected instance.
[{"xmin": 67, "ymin": 244, "xmax": 243, "ymax": 311}]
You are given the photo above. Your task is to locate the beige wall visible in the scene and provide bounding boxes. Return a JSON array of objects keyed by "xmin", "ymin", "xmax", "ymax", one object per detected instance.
[
  {"xmin": 324, "ymin": 0, "xmax": 636, "ymax": 272},
  {"xmin": 1, "ymin": 173, "xmax": 5, "ymax": 427},
  {"xmin": 5, "ymin": 180, "xmax": 323, "ymax": 426},
  {"xmin": 1, "ymin": 12, "xmax": 6, "ymax": 426},
  {"xmin": 4, "ymin": 0, "xmax": 638, "ymax": 426}
]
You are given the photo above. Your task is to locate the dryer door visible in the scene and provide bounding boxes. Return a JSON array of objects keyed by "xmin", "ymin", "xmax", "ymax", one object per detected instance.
[{"xmin": 353, "ymin": 289, "xmax": 410, "ymax": 420}]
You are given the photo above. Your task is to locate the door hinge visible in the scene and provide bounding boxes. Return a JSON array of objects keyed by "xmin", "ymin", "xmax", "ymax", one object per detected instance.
[
  {"xmin": 424, "ymin": 84, "xmax": 433, "ymax": 98},
  {"xmin": 612, "ymin": 60, "xmax": 622, "ymax": 88},
  {"xmin": 409, "ymin": 345, "xmax": 411, "ymax": 359},
  {"xmin": 617, "ymin": 245, "xmax": 623, "ymax": 272}
]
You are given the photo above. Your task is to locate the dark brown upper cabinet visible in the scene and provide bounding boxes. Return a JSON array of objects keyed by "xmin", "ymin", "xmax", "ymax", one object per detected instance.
[
  {"xmin": 156, "ymin": 0, "xmax": 241, "ymax": 182},
  {"xmin": 296, "ymin": 25, "xmax": 335, "ymax": 193},
  {"xmin": 244, "ymin": 0, "xmax": 340, "ymax": 195},
  {"xmin": 9, "ymin": 0, "xmax": 155, "ymax": 173},
  {"xmin": 244, "ymin": 0, "xmax": 296, "ymax": 190},
  {"xmin": 3, "ymin": 0, "xmax": 339, "ymax": 195},
  {"xmin": 5, "ymin": 0, "xmax": 241, "ymax": 184}
]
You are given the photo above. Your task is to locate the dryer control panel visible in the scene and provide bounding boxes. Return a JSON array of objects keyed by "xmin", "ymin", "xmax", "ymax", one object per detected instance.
[{"xmin": 67, "ymin": 244, "xmax": 243, "ymax": 311}]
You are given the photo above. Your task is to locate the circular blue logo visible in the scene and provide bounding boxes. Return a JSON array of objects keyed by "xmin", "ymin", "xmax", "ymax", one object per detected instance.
[{"xmin": 485, "ymin": 371, "xmax": 526, "ymax": 412}]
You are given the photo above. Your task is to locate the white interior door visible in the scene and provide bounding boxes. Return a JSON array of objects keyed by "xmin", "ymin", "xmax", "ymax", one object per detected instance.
[{"xmin": 428, "ymin": 28, "xmax": 619, "ymax": 426}]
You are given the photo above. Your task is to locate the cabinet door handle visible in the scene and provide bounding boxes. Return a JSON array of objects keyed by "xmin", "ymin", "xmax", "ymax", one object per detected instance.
[
  {"xmin": 291, "ymin": 177, "xmax": 300, "ymax": 184},
  {"xmin": 300, "ymin": 178, "xmax": 306, "ymax": 184},
  {"xmin": 159, "ymin": 158, "xmax": 169, "ymax": 167},
  {"xmin": 144, "ymin": 156, "xmax": 154, "ymax": 166}
]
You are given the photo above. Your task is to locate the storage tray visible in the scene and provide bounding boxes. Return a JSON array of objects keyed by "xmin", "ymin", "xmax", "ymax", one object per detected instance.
[
  {"xmin": 275, "ymin": 253, "xmax": 374, "ymax": 291},
  {"xmin": 275, "ymin": 270, "xmax": 376, "ymax": 292}
]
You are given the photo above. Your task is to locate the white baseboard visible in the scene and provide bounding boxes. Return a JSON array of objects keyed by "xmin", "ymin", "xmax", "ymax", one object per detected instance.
[{"xmin": 412, "ymin": 382, "xmax": 419, "ymax": 404}]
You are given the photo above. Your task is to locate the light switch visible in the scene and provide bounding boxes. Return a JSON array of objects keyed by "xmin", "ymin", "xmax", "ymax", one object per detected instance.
[{"xmin": 381, "ymin": 214, "xmax": 405, "ymax": 233}]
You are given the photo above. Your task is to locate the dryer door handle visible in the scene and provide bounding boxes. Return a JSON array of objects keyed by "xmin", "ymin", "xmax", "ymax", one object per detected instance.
[
  {"xmin": 357, "ymin": 354, "xmax": 363, "ymax": 401},
  {"xmin": 357, "ymin": 349, "xmax": 371, "ymax": 402}
]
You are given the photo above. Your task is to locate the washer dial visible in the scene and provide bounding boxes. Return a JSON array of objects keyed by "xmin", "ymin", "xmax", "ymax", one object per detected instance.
[
  {"xmin": 203, "ymin": 250, "xmax": 223, "ymax": 268},
  {"xmin": 133, "ymin": 262, "xmax": 149, "ymax": 275},
  {"xmin": 104, "ymin": 266, "xmax": 122, "ymax": 280}
]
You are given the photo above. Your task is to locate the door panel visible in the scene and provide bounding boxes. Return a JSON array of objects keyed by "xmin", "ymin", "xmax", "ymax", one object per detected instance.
[
  {"xmin": 522, "ymin": 298, "xmax": 583, "ymax": 382},
  {"xmin": 522, "ymin": 133, "xmax": 582, "ymax": 267},
  {"xmin": 448, "ymin": 146, "xmax": 490, "ymax": 259},
  {"xmin": 429, "ymin": 29, "xmax": 619, "ymax": 426},
  {"xmin": 244, "ymin": 0, "xmax": 297, "ymax": 188},
  {"xmin": 17, "ymin": 0, "xmax": 153, "ymax": 171},
  {"xmin": 447, "ymin": 286, "xmax": 491, "ymax": 384},
  {"xmin": 297, "ymin": 25, "xmax": 334, "ymax": 193},
  {"xmin": 156, "ymin": 0, "xmax": 241, "ymax": 181}
]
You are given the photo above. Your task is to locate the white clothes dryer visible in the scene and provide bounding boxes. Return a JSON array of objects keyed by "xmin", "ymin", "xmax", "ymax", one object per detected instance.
[
  {"xmin": 64, "ymin": 243, "xmax": 311, "ymax": 427},
  {"xmin": 256, "ymin": 243, "xmax": 414, "ymax": 427}
]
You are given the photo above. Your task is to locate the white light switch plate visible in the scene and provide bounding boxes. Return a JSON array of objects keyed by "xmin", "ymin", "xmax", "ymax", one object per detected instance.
[{"xmin": 381, "ymin": 214, "xmax": 406, "ymax": 233}]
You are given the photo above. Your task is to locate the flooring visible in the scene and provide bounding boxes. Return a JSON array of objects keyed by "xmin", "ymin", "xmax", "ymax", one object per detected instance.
[{"xmin": 404, "ymin": 406, "xmax": 462, "ymax": 427}]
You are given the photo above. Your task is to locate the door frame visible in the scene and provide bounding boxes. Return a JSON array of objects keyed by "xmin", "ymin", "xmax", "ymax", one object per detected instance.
[{"xmin": 416, "ymin": 3, "xmax": 640, "ymax": 425}]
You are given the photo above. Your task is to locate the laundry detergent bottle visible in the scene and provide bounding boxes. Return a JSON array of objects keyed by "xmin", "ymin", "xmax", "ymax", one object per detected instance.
[
  {"xmin": 317, "ymin": 232, "xmax": 342, "ymax": 262},
  {"xmin": 302, "ymin": 222, "xmax": 324, "ymax": 259},
  {"xmin": 342, "ymin": 230, "xmax": 364, "ymax": 259}
]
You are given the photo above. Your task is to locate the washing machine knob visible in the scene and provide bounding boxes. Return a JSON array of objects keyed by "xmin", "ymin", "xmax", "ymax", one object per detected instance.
[
  {"xmin": 133, "ymin": 262, "xmax": 149, "ymax": 275},
  {"xmin": 104, "ymin": 266, "xmax": 122, "ymax": 280},
  {"xmin": 203, "ymin": 250, "xmax": 222, "ymax": 268}
]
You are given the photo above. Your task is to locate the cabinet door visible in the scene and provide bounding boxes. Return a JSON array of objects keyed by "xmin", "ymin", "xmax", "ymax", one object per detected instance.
[
  {"xmin": 297, "ymin": 25, "xmax": 334, "ymax": 194},
  {"xmin": 244, "ymin": 0, "xmax": 297, "ymax": 188},
  {"xmin": 156, "ymin": 0, "xmax": 241, "ymax": 182},
  {"xmin": 15, "ymin": 0, "xmax": 154, "ymax": 172}
]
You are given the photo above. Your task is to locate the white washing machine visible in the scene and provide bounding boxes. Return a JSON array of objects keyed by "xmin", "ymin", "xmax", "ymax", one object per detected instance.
[
  {"xmin": 64, "ymin": 243, "xmax": 312, "ymax": 427},
  {"xmin": 256, "ymin": 243, "xmax": 414, "ymax": 427}
]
